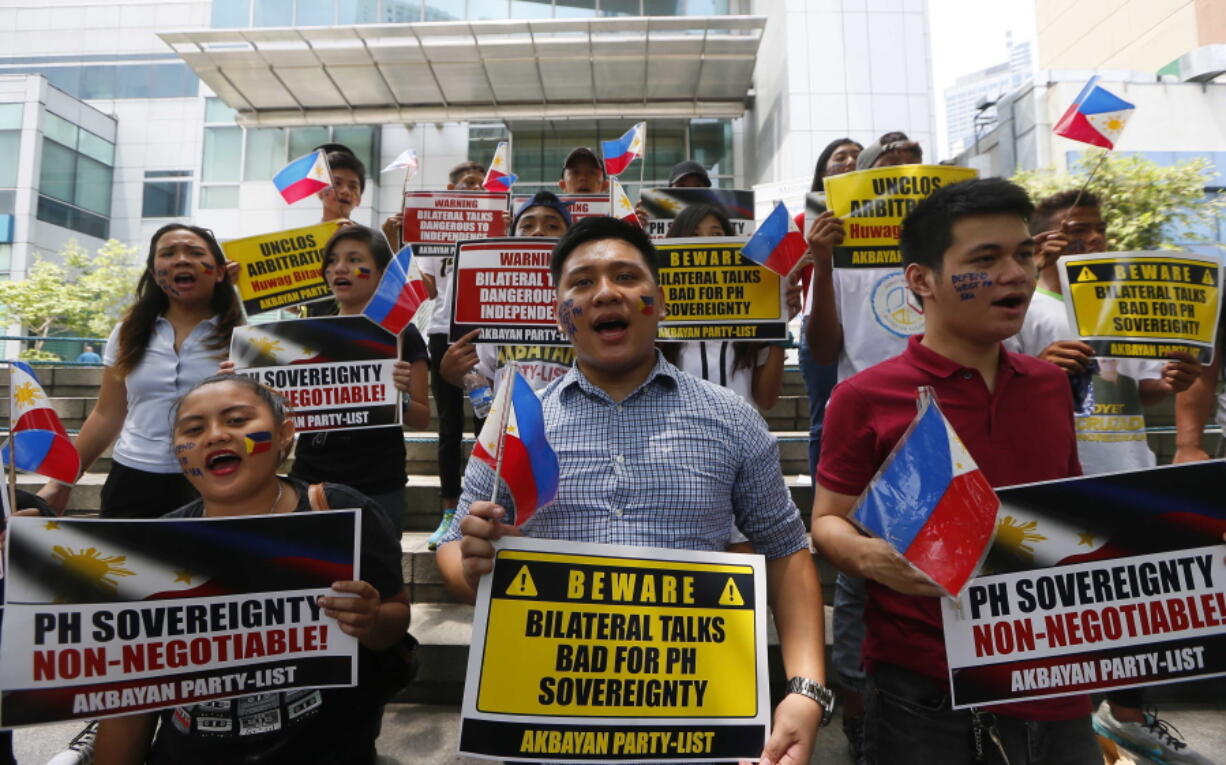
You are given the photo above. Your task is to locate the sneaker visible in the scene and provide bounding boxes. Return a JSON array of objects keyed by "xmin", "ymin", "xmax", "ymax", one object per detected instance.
[
  {"xmin": 842, "ymin": 711, "xmax": 867, "ymax": 765},
  {"xmin": 47, "ymin": 720, "xmax": 97, "ymax": 765},
  {"xmin": 1092, "ymin": 701, "xmax": 1215, "ymax": 765},
  {"xmin": 426, "ymin": 509, "xmax": 456, "ymax": 551}
]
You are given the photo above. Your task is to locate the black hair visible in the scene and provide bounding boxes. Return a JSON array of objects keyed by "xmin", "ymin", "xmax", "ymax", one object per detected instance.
[
  {"xmin": 450, "ymin": 160, "xmax": 486, "ymax": 184},
  {"xmin": 318, "ymin": 224, "xmax": 393, "ymax": 282},
  {"xmin": 1030, "ymin": 189, "xmax": 1102, "ymax": 234},
  {"xmin": 172, "ymin": 373, "xmax": 289, "ymax": 430},
  {"xmin": 326, "ymin": 150, "xmax": 366, "ymax": 193},
  {"xmin": 811, "ymin": 137, "xmax": 863, "ymax": 192},
  {"xmin": 550, "ymin": 216, "xmax": 658, "ymax": 285},
  {"xmin": 900, "ymin": 177, "xmax": 1035, "ymax": 272},
  {"xmin": 665, "ymin": 203, "xmax": 733, "ymax": 238},
  {"xmin": 115, "ymin": 224, "xmax": 242, "ymax": 377}
]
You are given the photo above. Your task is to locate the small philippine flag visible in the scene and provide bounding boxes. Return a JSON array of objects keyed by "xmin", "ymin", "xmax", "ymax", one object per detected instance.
[
  {"xmin": 610, "ymin": 179, "xmax": 641, "ymax": 227},
  {"xmin": 850, "ymin": 388, "xmax": 999, "ymax": 597},
  {"xmin": 273, "ymin": 150, "xmax": 332, "ymax": 205},
  {"xmin": 363, "ymin": 245, "xmax": 429, "ymax": 336},
  {"xmin": 601, "ymin": 122, "xmax": 646, "ymax": 177},
  {"xmin": 740, "ymin": 201, "xmax": 808, "ymax": 277},
  {"xmin": 482, "ymin": 142, "xmax": 518, "ymax": 192},
  {"xmin": 356, "ymin": 266, "xmax": 372, "ymax": 280},
  {"xmin": 1053, "ymin": 76, "xmax": 1135, "ymax": 150},
  {"xmin": 3, "ymin": 361, "xmax": 80, "ymax": 484},
  {"xmin": 471, "ymin": 369, "xmax": 560, "ymax": 526},
  {"xmin": 244, "ymin": 431, "xmax": 273, "ymax": 455}
]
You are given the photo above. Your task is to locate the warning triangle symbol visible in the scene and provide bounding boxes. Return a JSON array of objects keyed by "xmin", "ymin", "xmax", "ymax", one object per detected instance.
[
  {"xmin": 718, "ymin": 577, "xmax": 745, "ymax": 607},
  {"xmin": 1202, "ymin": 269, "xmax": 1216, "ymax": 286},
  {"xmin": 1076, "ymin": 267, "xmax": 1096, "ymax": 282},
  {"xmin": 505, "ymin": 565, "xmax": 538, "ymax": 597}
]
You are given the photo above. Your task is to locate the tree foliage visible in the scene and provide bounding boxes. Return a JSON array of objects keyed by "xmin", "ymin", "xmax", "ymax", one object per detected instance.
[
  {"xmin": 1011, "ymin": 152, "xmax": 1225, "ymax": 252},
  {"xmin": 0, "ymin": 239, "xmax": 142, "ymax": 358}
]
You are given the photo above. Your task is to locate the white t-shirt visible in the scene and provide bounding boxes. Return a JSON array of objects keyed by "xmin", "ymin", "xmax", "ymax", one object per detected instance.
[
  {"xmin": 1008, "ymin": 288, "xmax": 1164, "ymax": 474},
  {"xmin": 418, "ymin": 254, "xmax": 456, "ymax": 337},
  {"xmin": 675, "ymin": 341, "xmax": 770, "ymax": 406},
  {"xmin": 103, "ymin": 317, "xmax": 226, "ymax": 473},
  {"xmin": 476, "ymin": 344, "xmax": 574, "ymax": 393},
  {"xmin": 832, "ymin": 268, "xmax": 925, "ymax": 381}
]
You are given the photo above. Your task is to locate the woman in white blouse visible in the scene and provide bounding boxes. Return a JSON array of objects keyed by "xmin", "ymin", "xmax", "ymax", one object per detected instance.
[{"xmin": 39, "ymin": 223, "xmax": 242, "ymax": 517}]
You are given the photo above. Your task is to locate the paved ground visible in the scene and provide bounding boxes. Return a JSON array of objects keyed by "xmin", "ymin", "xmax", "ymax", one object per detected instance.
[{"xmin": 15, "ymin": 680, "xmax": 1226, "ymax": 764}]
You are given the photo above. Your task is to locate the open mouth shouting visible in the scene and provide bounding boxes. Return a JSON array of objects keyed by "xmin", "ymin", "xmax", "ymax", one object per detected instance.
[
  {"xmin": 204, "ymin": 448, "xmax": 243, "ymax": 476},
  {"xmin": 990, "ymin": 292, "xmax": 1028, "ymax": 317},
  {"xmin": 591, "ymin": 314, "xmax": 630, "ymax": 342}
]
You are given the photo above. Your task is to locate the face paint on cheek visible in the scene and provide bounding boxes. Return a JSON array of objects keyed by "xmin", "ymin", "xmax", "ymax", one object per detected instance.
[
  {"xmin": 243, "ymin": 431, "xmax": 273, "ymax": 455},
  {"xmin": 558, "ymin": 298, "xmax": 580, "ymax": 336},
  {"xmin": 174, "ymin": 442, "xmax": 195, "ymax": 455},
  {"xmin": 638, "ymin": 295, "xmax": 655, "ymax": 315},
  {"xmin": 154, "ymin": 267, "xmax": 180, "ymax": 297},
  {"xmin": 951, "ymin": 271, "xmax": 993, "ymax": 301},
  {"xmin": 198, "ymin": 261, "xmax": 215, "ymax": 275},
  {"xmin": 355, "ymin": 266, "xmax": 372, "ymax": 279},
  {"xmin": 188, "ymin": 467, "xmax": 203, "ymax": 477}
]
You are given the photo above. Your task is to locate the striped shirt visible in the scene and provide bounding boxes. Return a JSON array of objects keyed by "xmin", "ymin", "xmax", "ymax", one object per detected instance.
[{"xmin": 441, "ymin": 353, "xmax": 806, "ymax": 560}]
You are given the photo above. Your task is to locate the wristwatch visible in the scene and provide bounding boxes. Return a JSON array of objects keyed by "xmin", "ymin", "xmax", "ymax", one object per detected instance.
[{"xmin": 786, "ymin": 676, "xmax": 836, "ymax": 727}]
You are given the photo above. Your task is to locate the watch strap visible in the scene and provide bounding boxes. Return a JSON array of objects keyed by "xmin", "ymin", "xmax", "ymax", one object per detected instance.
[{"xmin": 786, "ymin": 676, "xmax": 835, "ymax": 727}]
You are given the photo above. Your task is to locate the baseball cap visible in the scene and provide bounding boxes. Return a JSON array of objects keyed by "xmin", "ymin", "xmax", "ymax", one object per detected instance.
[
  {"xmin": 668, "ymin": 160, "xmax": 711, "ymax": 187},
  {"xmin": 512, "ymin": 191, "xmax": 574, "ymax": 230},
  {"xmin": 562, "ymin": 147, "xmax": 605, "ymax": 176}
]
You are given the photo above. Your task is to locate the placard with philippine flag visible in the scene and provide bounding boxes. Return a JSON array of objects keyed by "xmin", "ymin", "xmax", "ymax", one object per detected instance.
[
  {"xmin": 459, "ymin": 536, "xmax": 769, "ymax": 763},
  {"xmin": 230, "ymin": 315, "xmax": 401, "ymax": 433},
  {"xmin": 0, "ymin": 511, "xmax": 361, "ymax": 726}
]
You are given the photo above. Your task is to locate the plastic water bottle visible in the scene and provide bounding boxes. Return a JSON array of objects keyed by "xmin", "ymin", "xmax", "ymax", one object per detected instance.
[{"xmin": 462, "ymin": 369, "xmax": 493, "ymax": 418}]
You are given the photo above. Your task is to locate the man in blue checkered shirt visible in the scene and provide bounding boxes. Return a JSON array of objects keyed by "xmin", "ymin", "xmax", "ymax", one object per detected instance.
[{"xmin": 437, "ymin": 216, "xmax": 828, "ymax": 764}]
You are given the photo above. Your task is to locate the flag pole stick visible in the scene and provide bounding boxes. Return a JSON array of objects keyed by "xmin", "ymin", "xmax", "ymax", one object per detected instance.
[
  {"xmin": 7, "ymin": 364, "xmax": 19, "ymax": 517},
  {"xmin": 488, "ymin": 361, "xmax": 516, "ymax": 505},
  {"xmin": 1059, "ymin": 149, "xmax": 1110, "ymax": 229}
]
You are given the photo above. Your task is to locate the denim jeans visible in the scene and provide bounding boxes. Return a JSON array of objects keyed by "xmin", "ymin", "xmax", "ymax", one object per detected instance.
[
  {"xmin": 797, "ymin": 320, "xmax": 838, "ymax": 476},
  {"xmin": 865, "ymin": 663, "xmax": 1099, "ymax": 764},
  {"xmin": 832, "ymin": 572, "xmax": 867, "ymax": 692}
]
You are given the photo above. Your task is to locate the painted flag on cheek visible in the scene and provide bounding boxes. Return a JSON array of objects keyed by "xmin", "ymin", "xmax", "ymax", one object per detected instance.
[
  {"xmin": 244, "ymin": 431, "xmax": 273, "ymax": 455},
  {"xmin": 470, "ymin": 369, "xmax": 559, "ymax": 526},
  {"xmin": 850, "ymin": 387, "xmax": 999, "ymax": 597}
]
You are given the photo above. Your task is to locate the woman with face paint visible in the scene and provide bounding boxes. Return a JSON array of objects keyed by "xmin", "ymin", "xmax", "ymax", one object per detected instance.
[
  {"xmin": 286, "ymin": 225, "xmax": 430, "ymax": 534},
  {"xmin": 38, "ymin": 223, "xmax": 242, "ymax": 518},
  {"xmin": 92, "ymin": 375, "xmax": 410, "ymax": 765},
  {"xmin": 662, "ymin": 204, "xmax": 788, "ymax": 410}
]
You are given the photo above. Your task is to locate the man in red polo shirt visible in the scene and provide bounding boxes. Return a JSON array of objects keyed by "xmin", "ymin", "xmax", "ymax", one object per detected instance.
[{"xmin": 812, "ymin": 177, "xmax": 1097, "ymax": 763}]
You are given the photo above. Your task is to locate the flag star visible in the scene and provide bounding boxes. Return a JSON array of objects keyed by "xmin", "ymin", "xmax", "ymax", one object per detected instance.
[
  {"xmin": 174, "ymin": 570, "xmax": 195, "ymax": 584},
  {"xmin": 44, "ymin": 520, "xmax": 61, "ymax": 530},
  {"xmin": 1077, "ymin": 531, "xmax": 1096, "ymax": 547},
  {"xmin": 14, "ymin": 382, "xmax": 42, "ymax": 407}
]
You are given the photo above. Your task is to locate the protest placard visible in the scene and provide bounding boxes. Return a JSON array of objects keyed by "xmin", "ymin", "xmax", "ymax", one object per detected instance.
[
  {"xmin": 655, "ymin": 238, "xmax": 787, "ymax": 341},
  {"xmin": 824, "ymin": 165, "xmax": 977, "ymax": 268},
  {"xmin": 0, "ymin": 511, "xmax": 360, "ymax": 726},
  {"xmin": 223, "ymin": 221, "xmax": 342, "ymax": 315},
  {"xmin": 402, "ymin": 191, "xmax": 509, "ymax": 256},
  {"xmin": 513, "ymin": 193, "xmax": 609, "ymax": 222},
  {"xmin": 449, "ymin": 238, "xmax": 568, "ymax": 346},
  {"xmin": 231, "ymin": 315, "xmax": 400, "ymax": 433},
  {"xmin": 459, "ymin": 536, "xmax": 769, "ymax": 763},
  {"xmin": 942, "ymin": 461, "xmax": 1226, "ymax": 707},
  {"xmin": 640, "ymin": 189, "xmax": 756, "ymax": 240},
  {"xmin": 1057, "ymin": 251, "xmax": 1223, "ymax": 363}
]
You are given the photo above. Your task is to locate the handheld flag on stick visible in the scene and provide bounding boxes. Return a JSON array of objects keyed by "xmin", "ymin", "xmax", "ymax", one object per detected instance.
[
  {"xmin": 740, "ymin": 201, "xmax": 808, "ymax": 277},
  {"xmin": 1053, "ymin": 76, "xmax": 1135, "ymax": 150},
  {"xmin": 381, "ymin": 148, "xmax": 420, "ymax": 177},
  {"xmin": 363, "ymin": 244, "xmax": 429, "ymax": 336},
  {"xmin": 609, "ymin": 179, "xmax": 641, "ymax": 227},
  {"xmin": 273, "ymin": 150, "xmax": 332, "ymax": 205},
  {"xmin": 471, "ymin": 364, "xmax": 559, "ymax": 526},
  {"xmin": 482, "ymin": 142, "xmax": 518, "ymax": 192},
  {"xmin": 3, "ymin": 361, "xmax": 80, "ymax": 485},
  {"xmin": 850, "ymin": 387, "xmax": 999, "ymax": 597},
  {"xmin": 601, "ymin": 122, "xmax": 646, "ymax": 177}
]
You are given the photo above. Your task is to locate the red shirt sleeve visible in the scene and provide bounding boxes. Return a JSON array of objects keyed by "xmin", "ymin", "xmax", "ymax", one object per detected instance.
[{"xmin": 816, "ymin": 380, "xmax": 880, "ymax": 496}]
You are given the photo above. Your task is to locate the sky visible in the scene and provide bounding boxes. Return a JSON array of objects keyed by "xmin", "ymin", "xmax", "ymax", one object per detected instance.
[{"xmin": 928, "ymin": 0, "xmax": 1039, "ymax": 156}]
